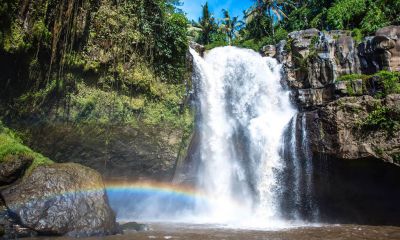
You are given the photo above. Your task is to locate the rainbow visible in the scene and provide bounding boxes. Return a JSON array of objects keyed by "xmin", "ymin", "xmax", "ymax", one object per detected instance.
[
  {"xmin": 4, "ymin": 180, "xmax": 207, "ymax": 210},
  {"xmin": 105, "ymin": 180, "xmax": 206, "ymax": 200}
]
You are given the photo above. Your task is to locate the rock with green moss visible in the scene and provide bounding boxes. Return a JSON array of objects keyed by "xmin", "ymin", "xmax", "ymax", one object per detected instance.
[
  {"xmin": 0, "ymin": 154, "xmax": 33, "ymax": 186},
  {"xmin": 0, "ymin": 125, "xmax": 53, "ymax": 175}
]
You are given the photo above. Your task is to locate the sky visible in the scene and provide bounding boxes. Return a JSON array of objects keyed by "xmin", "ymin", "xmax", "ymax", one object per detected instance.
[{"xmin": 181, "ymin": 0, "xmax": 253, "ymax": 21}]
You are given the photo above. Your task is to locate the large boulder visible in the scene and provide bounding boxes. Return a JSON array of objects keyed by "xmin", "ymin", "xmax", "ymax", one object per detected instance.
[{"xmin": 1, "ymin": 163, "xmax": 119, "ymax": 237}]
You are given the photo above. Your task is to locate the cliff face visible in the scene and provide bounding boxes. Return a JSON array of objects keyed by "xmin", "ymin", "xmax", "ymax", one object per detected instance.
[
  {"xmin": 267, "ymin": 26, "xmax": 400, "ymax": 166},
  {"xmin": 0, "ymin": 0, "xmax": 193, "ymax": 181},
  {"xmin": 266, "ymin": 26, "xmax": 400, "ymax": 225}
]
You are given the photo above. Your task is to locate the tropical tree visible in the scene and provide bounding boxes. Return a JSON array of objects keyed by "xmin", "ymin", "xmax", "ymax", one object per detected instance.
[
  {"xmin": 243, "ymin": 9, "xmax": 271, "ymax": 40},
  {"xmin": 220, "ymin": 9, "xmax": 244, "ymax": 45},
  {"xmin": 195, "ymin": 2, "xmax": 217, "ymax": 45},
  {"xmin": 246, "ymin": 0, "xmax": 295, "ymax": 36}
]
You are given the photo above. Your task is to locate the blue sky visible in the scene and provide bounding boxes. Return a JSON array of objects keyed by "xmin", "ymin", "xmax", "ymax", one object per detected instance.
[{"xmin": 181, "ymin": 0, "xmax": 253, "ymax": 21}]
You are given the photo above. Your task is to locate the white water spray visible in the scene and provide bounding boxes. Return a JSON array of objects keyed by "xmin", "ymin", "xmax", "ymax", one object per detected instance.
[{"xmin": 190, "ymin": 47, "xmax": 296, "ymax": 227}]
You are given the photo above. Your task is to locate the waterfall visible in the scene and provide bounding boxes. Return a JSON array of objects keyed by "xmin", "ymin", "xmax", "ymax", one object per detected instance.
[
  {"xmin": 108, "ymin": 46, "xmax": 318, "ymax": 227},
  {"xmin": 280, "ymin": 113, "xmax": 317, "ymax": 221},
  {"xmin": 190, "ymin": 47, "xmax": 297, "ymax": 226}
]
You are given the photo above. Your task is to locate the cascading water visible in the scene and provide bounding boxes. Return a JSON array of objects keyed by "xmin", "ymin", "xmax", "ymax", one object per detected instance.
[
  {"xmin": 280, "ymin": 113, "xmax": 317, "ymax": 221},
  {"xmin": 108, "ymin": 46, "xmax": 318, "ymax": 228},
  {"xmin": 189, "ymin": 47, "xmax": 297, "ymax": 227}
]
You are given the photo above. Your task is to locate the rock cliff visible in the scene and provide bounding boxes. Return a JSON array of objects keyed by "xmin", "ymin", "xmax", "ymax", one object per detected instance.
[{"xmin": 268, "ymin": 26, "xmax": 400, "ymax": 166}]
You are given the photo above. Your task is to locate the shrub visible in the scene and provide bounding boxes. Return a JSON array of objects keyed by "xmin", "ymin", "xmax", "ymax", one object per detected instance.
[
  {"xmin": 359, "ymin": 105, "xmax": 400, "ymax": 136},
  {"xmin": 374, "ymin": 71, "xmax": 400, "ymax": 96},
  {"xmin": 336, "ymin": 74, "xmax": 369, "ymax": 82}
]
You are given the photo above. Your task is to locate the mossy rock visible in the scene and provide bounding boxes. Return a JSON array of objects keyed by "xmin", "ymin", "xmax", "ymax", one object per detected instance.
[
  {"xmin": 0, "ymin": 154, "xmax": 33, "ymax": 186},
  {"xmin": 0, "ymin": 122, "xmax": 53, "ymax": 176}
]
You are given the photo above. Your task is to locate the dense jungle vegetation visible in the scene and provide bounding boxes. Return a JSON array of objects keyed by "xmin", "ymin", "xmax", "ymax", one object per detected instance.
[
  {"xmin": 0, "ymin": 0, "xmax": 399, "ymax": 127},
  {"xmin": 0, "ymin": 0, "xmax": 191, "ymax": 129},
  {"xmin": 191, "ymin": 0, "xmax": 400, "ymax": 50}
]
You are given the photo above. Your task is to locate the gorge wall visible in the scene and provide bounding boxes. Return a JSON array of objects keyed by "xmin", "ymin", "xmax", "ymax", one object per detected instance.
[
  {"xmin": 265, "ymin": 26, "xmax": 400, "ymax": 225},
  {"xmin": 265, "ymin": 26, "xmax": 400, "ymax": 166}
]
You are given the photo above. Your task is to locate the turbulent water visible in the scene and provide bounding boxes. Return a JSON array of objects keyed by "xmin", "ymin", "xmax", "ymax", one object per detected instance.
[{"xmin": 189, "ymin": 47, "xmax": 296, "ymax": 226}]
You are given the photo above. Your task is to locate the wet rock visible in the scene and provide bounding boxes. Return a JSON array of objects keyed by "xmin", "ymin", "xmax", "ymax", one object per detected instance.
[
  {"xmin": 0, "ymin": 198, "xmax": 37, "ymax": 239},
  {"xmin": 120, "ymin": 222, "xmax": 149, "ymax": 232},
  {"xmin": 190, "ymin": 41, "xmax": 205, "ymax": 56},
  {"xmin": 0, "ymin": 154, "xmax": 33, "ymax": 186},
  {"xmin": 1, "ymin": 163, "xmax": 119, "ymax": 237},
  {"xmin": 292, "ymin": 87, "xmax": 335, "ymax": 109},
  {"xmin": 261, "ymin": 45, "xmax": 276, "ymax": 57}
]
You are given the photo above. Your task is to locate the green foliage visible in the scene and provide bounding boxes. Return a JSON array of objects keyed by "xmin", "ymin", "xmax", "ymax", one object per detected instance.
[
  {"xmin": 68, "ymin": 82, "xmax": 191, "ymax": 129},
  {"xmin": 285, "ymin": 6, "xmax": 311, "ymax": 32},
  {"xmin": 351, "ymin": 28, "xmax": 364, "ymax": 44},
  {"xmin": 374, "ymin": 71, "xmax": 400, "ymax": 96},
  {"xmin": 327, "ymin": 0, "xmax": 367, "ymax": 30},
  {"xmin": 360, "ymin": 4, "xmax": 389, "ymax": 34},
  {"xmin": 233, "ymin": 27, "xmax": 287, "ymax": 52},
  {"xmin": 205, "ymin": 40, "xmax": 228, "ymax": 50},
  {"xmin": 0, "ymin": 121, "xmax": 53, "ymax": 172},
  {"xmin": 359, "ymin": 105, "xmax": 400, "ymax": 135},
  {"xmin": 220, "ymin": 9, "xmax": 244, "ymax": 45},
  {"xmin": 243, "ymin": 9, "xmax": 272, "ymax": 40},
  {"xmin": 337, "ymin": 74, "xmax": 369, "ymax": 82},
  {"xmin": 337, "ymin": 71, "xmax": 400, "ymax": 98},
  {"xmin": 393, "ymin": 153, "xmax": 400, "ymax": 165},
  {"xmin": 282, "ymin": 0, "xmax": 398, "ymax": 35},
  {"xmin": 32, "ymin": 20, "xmax": 51, "ymax": 43},
  {"xmin": 2, "ymin": 21, "xmax": 30, "ymax": 53},
  {"xmin": 195, "ymin": 2, "xmax": 217, "ymax": 45}
]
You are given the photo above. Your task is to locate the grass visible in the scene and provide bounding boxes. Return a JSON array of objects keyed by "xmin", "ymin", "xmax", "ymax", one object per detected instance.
[{"xmin": 0, "ymin": 122, "xmax": 53, "ymax": 173}]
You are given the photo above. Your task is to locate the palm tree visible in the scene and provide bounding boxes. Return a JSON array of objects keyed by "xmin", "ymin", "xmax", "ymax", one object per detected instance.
[
  {"xmin": 220, "ymin": 9, "xmax": 244, "ymax": 45},
  {"xmin": 246, "ymin": 0, "xmax": 295, "ymax": 36},
  {"xmin": 195, "ymin": 2, "xmax": 217, "ymax": 45}
]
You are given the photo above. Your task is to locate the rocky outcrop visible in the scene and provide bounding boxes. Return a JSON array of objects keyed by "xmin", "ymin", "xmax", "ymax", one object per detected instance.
[
  {"xmin": 276, "ymin": 29, "xmax": 361, "ymax": 91},
  {"xmin": 275, "ymin": 26, "xmax": 400, "ymax": 110},
  {"xmin": 303, "ymin": 95, "xmax": 400, "ymax": 165},
  {"xmin": 359, "ymin": 26, "xmax": 400, "ymax": 74},
  {"xmin": 1, "ymin": 163, "xmax": 119, "ymax": 237},
  {"xmin": 190, "ymin": 41, "xmax": 206, "ymax": 56},
  {"xmin": 272, "ymin": 26, "xmax": 400, "ymax": 166},
  {"xmin": 0, "ymin": 154, "xmax": 32, "ymax": 185}
]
